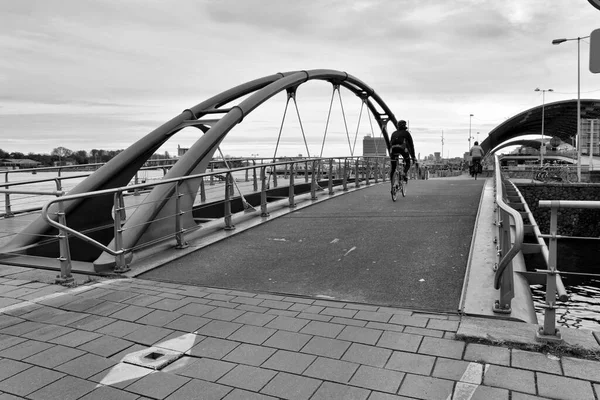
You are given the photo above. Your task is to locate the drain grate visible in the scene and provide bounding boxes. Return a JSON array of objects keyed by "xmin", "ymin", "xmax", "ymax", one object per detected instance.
[{"xmin": 122, "ymin": 347, "xmax": 184, "ymax": 370}]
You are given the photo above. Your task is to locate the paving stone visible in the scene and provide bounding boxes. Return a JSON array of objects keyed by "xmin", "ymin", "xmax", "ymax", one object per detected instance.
[
  {"xmin": 79, "ymin": 385, "xmax": 140, "ymax": 400},
  {"xmin": 196, "ymin": 320, "xmax": 242, "ymax": 338},
  {"xmin": 376, "ymin": 330, "xmax": 422, "ymax": 352},
  {"xmin": 171, "ymin": 302, "xmax": 215, "ymax": 316},
  {"xmin": 77, "ymin": 335, "xmax": 134, "ymax": 357},
  {"xmin": 310, "ymin": 381, "xmax": 370, "ymax": 400},
  {"xmin": 208, "ymin": 300, "xmax": 238, "ymax": 309},
  {"xmin": 223, "ymin": 343, "xmax": 277, "ymax": 366},
  {"xmin": 231, "ymin": 296, "xmax": 264, "ymax": 306},
  {"xmin": 44, "ymin": 310, "xmax": 89, "ymax": 326},
  {"xmin": 483, "ymin": 365, "xmax": 536, "ymax": 394},
  {"xmin": 48, "ymin": 329, "xmax": 102, "ymax": 347},
  {"xmin": 123, "ymin": 325, "xmax": 174, "ymax": 345},
  {"xmin": 304, "ymin": 356, "xmax": 360, "ymax": 383},
  {"xmin": 227, "ymin": 324, "xmax": 276, "ymax": 345},
  {"xmin": 261, "ymin": 349, "xmax": 316, "ymax": 374},
  {"xmin": 0, "ymin": 335, "xmax": 26, "ymax": 352},
  {"xmin": 89, "ymin": 361, "xmax": 153, "ymax": 389},
  {"xmin": 330, "ymin": 316, "xmax": 368, "ymax": 327},
  {"xmin": 453, "ymin": 382, "xmax": 509, "ymax": 400},
  {"xmin": 386, "ymin": 350, "xmax": 436, "ymax": 375},
  {"xmin": 206, "ymin": 293, "xmax": 236, "ymax": 302},
  {"xmin": 125, "ymin": 370, "xmax": 190, "ymax": 399},
  {"xmin": 187, "ymin": 337, "xmax": 239, "ymax": 359},
  {"xmin": 123, "ymin": 294, "xmax": 163, "ymax": 307},
  {"xmin": 463, "ymin": 342, "xmax": 511, "ymax": 366},
  {"xmin": 296, "ymin": 312, "xmax": 332, "ymax": 322},
  {"xmin": 98, "ymin": 290, "xmax": 139, "ymax": 303},
  {"xmin": 232, "ymin": 311, "xmax": 277, "ymax": 327},
  {"xmin": 0, "ymin": 366, "xmax": 65, "ymax": 397},
  {"xmin": 61, "ymin": 298, "xmax": 105, "ymax": 312},
  {"xmin": 265, "ymin": 316, "xmax": 309, "ymax": 332},
  {"xmin": 368, "ymin": 392, "xmax": 413, "ymax": 400},
  {"xmin": 28, "ymin": 375, "xmax": 97, "ymax": 400},
  {"xmin": 398, "ymin": 374, "xmax": 454, "ymax": 399},
  {"xmin": 297, "ymin": 305, "xmax": 325, "ymax": 314},
  {"xmin": 56, "ymin": 353, "xmax": 117, "ymax": 379},
  {"xmin": 0, "ymin": 339, "xmax": 53, "ymax": 360},
  {"xmin": 0, "ymin": 359, "xmax": 32, "ymax": 381},
  {"xmin": 301, "ymin": 336, "xmax": 351, "ymax": 359},
  {"xmin": 511, "ymin": 393, "xmax": 553, "ymax": 400},
  {"xmin": 262, "ymin": 330, "xmax": 312, "ymax": 351},
  {"xmin": 299, "ymin": 320, "xmax": 344, "ymax": 338},
  {"xmin": 336, "ymin": 325, "xmax": 383, "ymax": 345},
  {"xmin": 109, "ymin": 343, "xmax": 147, "ymax": 362},
  {"xmin": 321, "ymin": 307, "xmax": 358, "ymax": 318},
  {"xmin": 22, "ymin": 344, "xmax": 85, "ymax": 368},
  {"xmin": 561, "ymin": 356, "xmax": 600, "ymax": 382},
  {"xmin": 109, "ymin": 304, "xmax": 154, "ymax": 321},
  {"xmin": 164, "ymin": 378, "xmax": 232, "ymax": 400},
  {"xmin": 537, "ymin": 372, "xmax": 595, "ymax": 400},
  {"xmin": 203, "ymin": 307, "xmax": 245, "ymax": 321},
  {"xmin": 96, "ymin": 320, "xmax": 144, "ymax": 337},
  {"xmin": 349, "ymin": 365, "xmax": 405, "ymax": 393},
  {"xmin": 218, "ymin": 364, "xmax": 277, "ymax": 392},
  {"xmin": 155, "ymin": 332, "xmax": 204, "ymax": 353},
  {"xmin": 426, "ymin": 318, "xmax": 460, "ymax": 332},
  {"xmin": 67, "ymin": 315, "xmax": 116, "ymax": 331},
  {"xmin": 403, "ymin": 326, "xmax": 445, "ymax": 338},
  {"xmin": 389, "ymin": 314, "xmax": 428, "ymax": 327},
  {"xmin": 365, "ymin": 321, "xmax": 405, "ymax": 333},
  {"xmin": 0, "ymin": 321, "xmax": 46, "ymax": 336},
  {"xmin": 261, "ymin": 371, "xmax": 321, "ymax": 400},
  {"xmin": 164, "ymin": 315, "xmax": 211, "ymax": 332},
  {"xmin": 418, "ymin": 336, "xmax": 465, "ymax": 359},
  {"xmin": 84, "ymin": 301, "xmax": 128, "ymax": 316},
  {"xmin": 342, "ymin": 343, "xmax": 392, "ymax": 368},
  {"xmin": 510, "ymin": 349, "xmax": 561, "ymax": 374},
  {"xmin": 354, "ymin": 310, "xmax": 393, "ymax": 323},
  {"xmin": 223, "ymin": 388, "xmax": 279, "ymax": 399},
  {"xmin": 0, "ymin": 315, "xmax": 25, "ymax": 330},
  {"xmin": 432, "ymin": 358, "xmax": 482, "ymax": 383},
  {"xmin": 265, "ymin": 309, "xmax": 299, "ymax": 318},
  {"xmin": 163, "ymin": 357, "xmax": 236, "ymax": 381}
]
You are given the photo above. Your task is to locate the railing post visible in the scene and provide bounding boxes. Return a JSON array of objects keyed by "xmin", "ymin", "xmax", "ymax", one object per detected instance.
[
  {"xmin": 55, "ymin": 197, "xmax": 74, "ymax": 285},
  {"xmin": 365, "ymin": 159, "xmax": 370, "ymax": 186},
  {"xmin": 113, "ymin": 190, "xmax": 130, "ymax": 273},
  {"xmin": 537, "ymin": 203, "xmax": 563, "ymax": 342},
  {"xmin": 253, "ymin": 160, "xmax": 258, "ymax": 192},
  {"xmin": 224, "ymin": 173, "xmax": 235, "ymax": 230},
  {"xmin": 305, "ymin": 161, "xmax": 309, "ymax": 183},
  {"xmin": 210, "ymin": 163, "xmax": 214, "ymax": 186},
  {"xmin": 272, "ymin": 164, "xmax": 278, "ymax": 188},
  {"xmin": 175, "ymin": 181, "xmax": 188, "ymax": 249},
  {"xmin": 355, "ymin": 159, "xmax": 360, "ymax": 188},
  {"xmin": 288, "ymin": 163, "xmax": 296, "ymax": 208},
  {"xmin": 311, "ymin": 160, "xmax": 318, "ymax": 200},
  {"xmin": 199, "ymin": 178, "xmax": 206, "ymax": 203},
  {"xmin": 374, "ymin": 158, "xmax": 379, "ymax": 183},
  {"xmin": 493, "ymin": 208, "xmax": 514, "ymax": 314},
  {"xmin": 328, "ymin": 159, "xmax": 334, "ymax": 195},
  {"xmin": 134, "ymin": 172, "xmax": 140, "ymax": 196},
  {"xmin": 342, "ymin": 159, "xmax": 348, "ymax": 191},
  {"xmin": 260, "ymin": 166, "xmax": 269, "ymax": 217}
]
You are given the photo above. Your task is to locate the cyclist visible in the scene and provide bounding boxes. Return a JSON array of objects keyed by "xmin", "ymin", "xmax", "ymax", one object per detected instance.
[
  {"xmin": 469, "ymin": 141, "xmax": 485, "ymax": 176},
  {"xmin": 389, "ymin": 120, "xmax": 417, "ymax": 189}
]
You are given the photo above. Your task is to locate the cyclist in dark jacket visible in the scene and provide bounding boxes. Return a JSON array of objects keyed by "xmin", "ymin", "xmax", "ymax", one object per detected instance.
[{"xmin": 389, "ymin": 120, "xmax": 417, "ymax": 186}]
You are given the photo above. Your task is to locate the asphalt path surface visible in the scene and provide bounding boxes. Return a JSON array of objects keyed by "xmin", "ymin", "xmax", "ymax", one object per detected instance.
[{"xmin": 140, "ymin": 177, "xmax": 485, "ymax": 312}]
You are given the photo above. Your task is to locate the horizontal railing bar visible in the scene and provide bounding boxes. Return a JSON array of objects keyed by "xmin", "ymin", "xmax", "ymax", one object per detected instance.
[
  {"xmin": 539, "ymin": 234, "xmax": 600, "ymax": 240},
  {"xmin": 539, "ymin": 200, "xmax": 600, "ymax": 209}
]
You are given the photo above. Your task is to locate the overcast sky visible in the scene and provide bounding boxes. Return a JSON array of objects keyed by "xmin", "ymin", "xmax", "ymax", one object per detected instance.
[{"xmin": 1, "ymin": 0, "xmax": 599, "ymax": 159}]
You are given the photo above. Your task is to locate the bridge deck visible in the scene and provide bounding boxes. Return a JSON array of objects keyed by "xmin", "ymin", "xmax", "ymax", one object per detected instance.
[{"xmin": 139, "ymin": 177, "xmax": 485, "ymax": 313}]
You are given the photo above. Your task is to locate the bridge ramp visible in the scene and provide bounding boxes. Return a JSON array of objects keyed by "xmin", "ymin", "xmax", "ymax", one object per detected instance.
[{"xmin": 139, "ymin": 178, "xmax": 485, "ymax": 313}]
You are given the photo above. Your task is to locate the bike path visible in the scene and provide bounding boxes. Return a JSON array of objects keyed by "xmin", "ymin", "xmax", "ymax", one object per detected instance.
[{"xmin": 140, "ymin": 177, "xmax": 485, "ymax": 313}]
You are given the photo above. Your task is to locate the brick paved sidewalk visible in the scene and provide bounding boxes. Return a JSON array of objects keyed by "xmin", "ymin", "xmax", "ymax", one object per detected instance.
[{"xmin": 0, "ymin": 265, "xmax": 598, "ymax": 400}]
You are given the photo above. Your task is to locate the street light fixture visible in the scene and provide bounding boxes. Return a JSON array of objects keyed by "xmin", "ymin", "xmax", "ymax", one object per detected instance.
[
  {"xmin": 552, "ymin": 35, "xmax": 590, "ymax": 182},
  {"xmin": 534, "ymin": 88, "xmax": 553, "ymax": 166}
]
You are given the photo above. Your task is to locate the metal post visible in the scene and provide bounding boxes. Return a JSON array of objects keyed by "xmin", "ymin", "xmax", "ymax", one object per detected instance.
[
  {"xmin": 55, "ymin": 198, "xmax": 74, "ymax": 285},
  {"xmin": 199, "ymin": 178, "xmax": 206, "ymax": 203},
  {"xmin": 253, "ymin": 160, "xmax": 258, "ymax": 192},
  {"xmin": 210, "ymin": 163, "xmax": 214, "ymax": 186},
  {"xmin": 260, "ymin": 166, "xmax": 269, "ymax": 217},
  {"xmin": 224, "ymin": 173, "xmax": 235, "ymax": 230},
  {"xmin": 355, "ymin": 159, "xmax": 360, "ymax": 188},
  {"xmin": 328, "ymin": 159, "xmax": 334, "ymax": 195},
  {"xmin": 174, "ymin": 181, "xmax": 188, "ymax": 249},
  {"xmin": 134, "ymin": 171, "xmax": 140, "ymax": 196},
  {"xmin": 272, "ymin": 164, "xmax": 278, "ymax": 188},
  {"xmin": 305, "ymin": 161, "xmax": 309, "ymax": 183},
  {"xmin": 577, "ymin": 37, "xmax": 582, "ymax": 182},
  {"xmin": 374, "ymin": 159, "xmax": 379, "ymax": 183},
  {"xmin": 342, "ymin": 160, "xmax": 348, "ymax": 191},
  {"xmin": 537, "ymin": 203, "xmax": 562, "ymax": 342},
  {"xmin": 365, "ymin": 159, "xmax": 370, "ymax": 186},
  {"xmin": 113, "ymin": 191, "xmax": 129, "ymax": 273},
  {"xmin": 311, "ymin": 161, "xmax": 318, "ymax": 200},
  {"xmin": 288, "ymin": 163, "xmax": 296, "ymax": 208}
]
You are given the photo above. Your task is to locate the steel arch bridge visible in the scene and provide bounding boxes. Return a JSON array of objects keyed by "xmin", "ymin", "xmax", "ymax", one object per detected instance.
[{"xmin": 2, "ymin": 69, "xmax": 400, "ymax": 270}]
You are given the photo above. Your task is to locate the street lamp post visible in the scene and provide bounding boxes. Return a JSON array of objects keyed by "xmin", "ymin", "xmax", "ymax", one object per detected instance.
[
  {"xmin": 535, "ymin": 88, "xmax": 553, "ymax": 166},
  {"xmin": 468, "ymin": 114, "xmax": 474, "ymax": 151},
  {"xmin": 552, "ymin": 35, "xmax": 590, "ymax": 182}
]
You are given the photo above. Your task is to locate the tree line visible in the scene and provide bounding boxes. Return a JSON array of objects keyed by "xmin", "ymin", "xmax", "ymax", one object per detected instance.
[{"xmin": 0, "ymin": 147, "xmax": 171, "ymax": 166}]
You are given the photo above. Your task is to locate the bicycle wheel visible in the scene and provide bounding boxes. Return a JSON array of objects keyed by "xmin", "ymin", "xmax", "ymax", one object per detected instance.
[
  {"xmin": 391, "ymin": 172, "xmax": 398, "ymax": 202},
  {"xmin": 400, "ymin": 179, "xmax": 406, "ymax": 197}
]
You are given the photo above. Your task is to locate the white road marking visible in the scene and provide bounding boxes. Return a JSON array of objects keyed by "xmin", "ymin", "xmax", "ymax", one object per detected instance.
[
  {"xmin": 445, "ymin": 362, "xmax": 484, "ymax": 400},
  {"xmin": 343, "ymin": 246, "xmax": 356, "ymax": 257}
]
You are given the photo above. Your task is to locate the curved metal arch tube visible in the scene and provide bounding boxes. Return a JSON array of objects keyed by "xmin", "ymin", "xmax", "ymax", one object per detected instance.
[{"xmin": 93, "ymin": 69, "xmax": 399, "ymax": 269}]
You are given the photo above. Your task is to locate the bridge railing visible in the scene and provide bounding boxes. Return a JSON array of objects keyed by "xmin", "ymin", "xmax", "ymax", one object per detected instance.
[
  {"xmin": 536, "ymin": 200, "xmax": 600, "ymax": 341},
  {"xmin": 492, "ymin": 155, "xmax": 525, "ymax": 314},
  {"xmin": 33, "ymin": 156, "xmax": 388, "ymax": 280}
]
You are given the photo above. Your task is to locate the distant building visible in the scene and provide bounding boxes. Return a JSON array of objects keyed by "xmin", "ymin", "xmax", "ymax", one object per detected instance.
[
  {"xmin": 362, "ymin": 136, "xmax": 387, "ymax": 157},
  {"xmin": 0, "ymin": 158, "xmax": 42, "ymax": 169},
  {"xmin": 177, "ymin": 145, "xmax": 189, "ymax": 157},
  {"xmin": 581, "ymin": 119, "xmax": 600, "ymax": 156}
]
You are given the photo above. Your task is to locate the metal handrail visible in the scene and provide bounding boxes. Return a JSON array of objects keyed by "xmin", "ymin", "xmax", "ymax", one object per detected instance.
[{"xmin": 493, "ymin": 155, "xmax": 524, "ymax": 288}]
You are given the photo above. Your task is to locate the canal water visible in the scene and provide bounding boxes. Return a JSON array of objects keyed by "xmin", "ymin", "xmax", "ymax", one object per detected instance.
[{"xmin": 530, "ymin": 239, "xmax": 600, "ymax": 332}]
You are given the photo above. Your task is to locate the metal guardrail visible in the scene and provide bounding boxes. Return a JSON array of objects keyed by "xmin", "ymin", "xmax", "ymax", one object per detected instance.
[
  {"xmin": 492, "ymin": 155, "xmax": 524, "ymax": 314},
  {"xmin": 536, "ymin": 200, "xmax": 600, "ymax": 341},
  {"xmin": 32, "ymin": 156, "xmax": 387, "ymax": 281}
]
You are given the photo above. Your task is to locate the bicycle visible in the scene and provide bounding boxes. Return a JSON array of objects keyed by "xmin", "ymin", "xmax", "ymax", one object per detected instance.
[
  {"xmin": 390, "ymin": 157, "xmax": 406, "ymax": 201},
  {"xmin": 470, "ymin": 159, "xmax": 482, "ymax": 180},
  {"xmin": 534, "ymin": 164, "xmax": 576, "ymax": 183}
]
